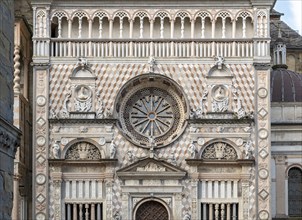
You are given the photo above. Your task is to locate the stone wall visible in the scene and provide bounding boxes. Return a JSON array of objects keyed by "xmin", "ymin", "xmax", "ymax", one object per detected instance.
[{"xmin": 0, "ymin": 1, "xmax": 20, "ymax": 220}]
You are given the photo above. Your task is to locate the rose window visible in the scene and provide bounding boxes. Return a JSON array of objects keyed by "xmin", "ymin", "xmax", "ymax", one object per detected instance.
[{"xmin": 115, "ymin": 74, "xmax": 189, "ymax": 148}]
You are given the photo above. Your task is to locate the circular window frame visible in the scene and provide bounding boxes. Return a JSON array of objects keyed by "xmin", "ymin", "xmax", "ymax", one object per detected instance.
[{"xmin": 114, "ymin": 73, "xmax": 189, "ymax": 148}]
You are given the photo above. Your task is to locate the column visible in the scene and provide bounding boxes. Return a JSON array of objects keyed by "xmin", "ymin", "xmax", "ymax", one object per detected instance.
[
  {"xmin": 73, "ymin": 203, "xmax": 78, "ymax": 220},
  {"xmin": 150, "ymin": 19, "xmax": 154, "ymax": 56},
  {"xmin": 68, "ymin": 19, "xmax": 72, "ymax": 38},
  {"xmin": 226, "ymin": 203, "xmax": 231, "ymax": 220},
  {"xmin": 109, "ymin": 19, "xmax": 113, "ymax": 56},
  {"xmin": 129, "ymin": 19, "xmax": 134, "ymax": 56},
  {"xmin": 209, "ymin": 203, "xmax": 213, "ymax": 220},
  {"xmin": 275, "ymin": 156, "xmax": 286, "ymax": 217},
  {"xmin": 170, "ymin": 19, "xmax": 175, "ymax": 38},
  {"xmin": 13, "ymin": 45, "xmax": 21, "ymax": 93},
  {"xmin": 211, "ymin": 19, "xmax": 215, "ymax": 38},
  {"xmin": 88, "ymin": 19, "xmax": 92, "ymax": 38},
  {"xmin": 232, "ymin": 19, "xmax": 236, "ymax": 38},
  {"xmin": 91, "ymin": 204, "xmax": 95, "ymax": 220},
  {"xmin": 191, "ymin": 19, "xmax": 195, "ymax": 57},
  {"xmin": 12, "ymin": 175, "xmax": 20, "ymax": 220},
  {"xmin": 58, "ymin": 18, "xmax": 62, "ymax": 38}
]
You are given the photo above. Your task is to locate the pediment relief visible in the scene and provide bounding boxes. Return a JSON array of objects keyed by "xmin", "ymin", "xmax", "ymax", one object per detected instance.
[{"xmin": 116, "ymin": 158, "xmax": 186, "ymax": 180}]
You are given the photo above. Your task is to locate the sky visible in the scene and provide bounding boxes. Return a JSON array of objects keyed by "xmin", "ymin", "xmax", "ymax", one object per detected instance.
[{"xmin": 274, "ymin": 0, "xmax": 302, "ymax": 35}]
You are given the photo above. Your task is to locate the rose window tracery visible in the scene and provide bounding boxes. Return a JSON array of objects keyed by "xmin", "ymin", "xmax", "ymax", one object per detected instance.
[{"xmin": 115, "ymin": 74, "xmax": 189, "ymax": 148}]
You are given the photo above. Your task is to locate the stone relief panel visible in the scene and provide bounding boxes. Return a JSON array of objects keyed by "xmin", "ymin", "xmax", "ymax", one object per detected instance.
[
  {"xmin": 65, "ymin": 142, "xmax": 102, "ymax": 160},
  {"xmin": 201, "ymin": 142, "xmax": 238, "ymax": 160}
]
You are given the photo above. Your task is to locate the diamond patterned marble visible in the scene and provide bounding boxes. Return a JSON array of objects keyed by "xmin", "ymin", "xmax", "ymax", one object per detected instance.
[
  {"xmin": 258, "ymin": 108, "xmax": 268, "ymax": 118},
  {"xmin": 37, "ymin": 194, "xmax": 46, "ymax": 203},
  {"xmin": 259, "ymin": 189, "xmax": 269, "ymax": 200},
  {"xmin": 259, "ymin": 149, "xmax": 269, "ymax": 159}
]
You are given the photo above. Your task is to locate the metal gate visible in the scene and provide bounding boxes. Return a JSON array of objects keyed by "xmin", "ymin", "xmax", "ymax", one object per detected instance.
[
  {"xmin": 288, "ymin": 168, "xmax": 302, "ymax": 216},
  {"xmin": 135, "ymin": 201, "xmax": 169, "ymax": 220}
]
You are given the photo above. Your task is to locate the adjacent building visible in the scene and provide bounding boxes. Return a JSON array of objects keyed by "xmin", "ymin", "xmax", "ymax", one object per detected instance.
[{"xmin": 0, "ymin": 1, "xmax": 21, "ymax": 219}]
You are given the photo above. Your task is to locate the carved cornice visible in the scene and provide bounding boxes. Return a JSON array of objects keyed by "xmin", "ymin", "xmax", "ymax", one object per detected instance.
[
  {"xmin": 0, "ymin": 116, "xmax": 21, "ymax": 156},
  {"xmin": 185, "ymin": 159, "xmax": 255, "ymax": 166},
  {"xmin": 49, "ymin": 118, "xmax": 117, "ymax": 124},
  {"xmin": 48, "ymin": 158, "xmax": 118, "ymax": 166},
  {"xmin": 188, "ymin": 118, "xmax": 254, "ymax": 124},
  {"xmin": 253, "ymin": 63, "xmax": 271, "ymax": 70}
]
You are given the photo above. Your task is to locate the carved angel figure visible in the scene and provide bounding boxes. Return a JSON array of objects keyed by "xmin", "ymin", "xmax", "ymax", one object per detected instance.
[
  {"xmin": 109, "ymin": 140, "xmax": 117, "ymax": 159},
  {"xmin": 52, "ymin": 141, "xmax": 60, "ymax": 159},
  {"xmin": 127, "ymin": 150, "xmax": 135, "ymax": 162}
]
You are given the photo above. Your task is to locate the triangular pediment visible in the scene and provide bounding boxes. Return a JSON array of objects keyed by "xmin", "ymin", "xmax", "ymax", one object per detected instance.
[{"xmin": 116, "ymin": 158, "xmax": 187, "ymax": 180}]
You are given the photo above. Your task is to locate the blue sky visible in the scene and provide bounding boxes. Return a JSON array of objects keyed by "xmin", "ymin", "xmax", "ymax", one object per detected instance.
[{"xmin": 274, "ymin": 0, "xmax": 302, "ymax": 35}]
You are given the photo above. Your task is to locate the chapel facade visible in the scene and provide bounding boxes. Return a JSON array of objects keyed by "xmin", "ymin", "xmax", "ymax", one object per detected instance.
[{"xmin": 31, "ymin": 0, "xmax": 275, "ymax": 219}]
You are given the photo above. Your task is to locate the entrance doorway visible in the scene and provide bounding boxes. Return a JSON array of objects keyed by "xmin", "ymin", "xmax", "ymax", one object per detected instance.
[{"xmin": 135, "ymin": 200, "xmax": 169, "ymax": 220}]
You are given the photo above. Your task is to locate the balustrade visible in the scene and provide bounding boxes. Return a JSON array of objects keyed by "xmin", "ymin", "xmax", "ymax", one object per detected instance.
[
  {"xmin": 65, "ymin": 203, "xmax": 102, "ymax": 220},
  {"xmin": 48, "ymin": 38, "xmax": 257, "ymax": 58}
]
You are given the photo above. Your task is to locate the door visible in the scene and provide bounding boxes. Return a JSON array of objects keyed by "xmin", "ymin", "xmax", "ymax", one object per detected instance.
[{"xmin": 135, "ymin": 201, "xmax": 169, "ymax": 220}]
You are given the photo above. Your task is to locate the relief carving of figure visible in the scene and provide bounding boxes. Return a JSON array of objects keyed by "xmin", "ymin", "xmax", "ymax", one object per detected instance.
[
  {"xmin": 76, "ymin": 57, "xmax": 88, "ymax": 69},
  {"xmin": 214, "ymin": 56, "xmax": 225, "ymax": 69},
  {"xmin": 244, "ymin": 140, "xmax": 253, "ymax": 159},
  {"xmin": 195, "ymin": 89, "xmax": 208, "ymax": 118},
  {"xmin": 113, "ymin": 211, "xmax": 121, "ymax": 220},
  {"xmin": 127, "ymin": 150, "xmax": 136, "ymax": 162},
  {"xmin": 109, "ymin": 140, "xmax": 117, "ymax": 159},
  {"xmin": 60, "ymin": 92, "xmax": 71, "ymax": 118},
  {"xmin": 52, "ymin": 141, "xmax": 61, "ymax": 159},
  {"xmin": 188, "ymin": 141, "xmax": 197, "ymax": 159},
  {"xmin": 148, "ymin": 56, "xmax": 156, "ymax": 72}
]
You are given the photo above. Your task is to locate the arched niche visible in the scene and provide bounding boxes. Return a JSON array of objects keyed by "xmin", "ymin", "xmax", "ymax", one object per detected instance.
[
  {"xmin": 69, "ymin": 65, "xmax": 97, "ymax": 113},
  {"xmin": 61, "ymin": 139, "xmax": 105, "ymax": 160},
  {"xmin": 206, "ymin": 65, "xmax": 234, "ymax": 113},
  {"xmin": 198, "ymin": 139, "xmax": 241, "ymax": 160},
  {"xmin": 133, "ymin": 197, "xmax": 171, "ymax": 220}
]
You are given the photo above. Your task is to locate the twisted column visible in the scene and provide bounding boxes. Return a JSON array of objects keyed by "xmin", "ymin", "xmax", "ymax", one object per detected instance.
[{"xmin": 13, "ymin": 45, "xmax": 21, "ymax": 94}]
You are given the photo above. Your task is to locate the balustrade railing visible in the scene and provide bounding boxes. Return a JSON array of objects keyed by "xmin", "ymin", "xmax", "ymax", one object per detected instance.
[
  {"xmin": 31, "ymin": 38, "xmax": 265, "ymax": 58},
  {"xmin": 65, "ymin": 202, "xmax": 102, "ymax": 220}
]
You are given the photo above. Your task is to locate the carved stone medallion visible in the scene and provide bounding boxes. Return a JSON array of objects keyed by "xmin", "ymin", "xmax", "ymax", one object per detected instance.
[
  {"xmin": 36, "ymin": 174, "xmax": 46, "ymax": 185},
  {"xmin": 36, "ymin": 95, "xmax": 46, "ymax": 106},
  {"xmin": 115, "ymin": 74, "xmax": 189, "ymax": 148},
  {"xmin": 258, "ymin": 168, "xmax": 269, "ymax": 179}
]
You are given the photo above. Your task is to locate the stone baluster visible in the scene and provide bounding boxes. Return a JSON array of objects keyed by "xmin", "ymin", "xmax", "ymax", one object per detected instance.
[
  {"xmin": 226, "ymin": 203, "xmax": 231, "ymax": 220},
  {"xmin": 91, "ymin": 204, "xmax": 95, "ymax": 220},
  {"xmin": 67, "ymin": 204, "xmax": 71, "ymax": 220},
  {"xmin": 221, "ymin": 204, "xmax": 225, "ymax": 220},
  {"xmin": 215, "ymin": 204, "xmax": 219, "ymax": 220},
  {"xmin": 97, "ymin": 203, "xmax": 101, "ymax": 220},
  {"xmin": 203, "ymin": 204, "xmax": 207, "ymax": 220},
  {"xmin": 73, "ymin": 203, "xmax": 78, "ymax": 220},
  {"xmin": 232, "ymin": 204, "xmax": 237, "ymax": 220},
  {"xmin": 209, "ymin": 203, "xmax": 214, "ymax": 220},
  {"xmin": 13, "ymin": 45, "xmax": 21, "ymax": 94},
  {"xmin": 79, "ymin": 204, "xmax": 83, "ymax": 220},
  {"xmin": 85, "ymin": 204, "xmax": 89, "ymax": 220}
]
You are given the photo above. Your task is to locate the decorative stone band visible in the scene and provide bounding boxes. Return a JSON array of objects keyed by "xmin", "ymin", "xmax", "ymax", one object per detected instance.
[{"xmin": 0, "ymin": 116, "xmax": 21, "ymax": 156}]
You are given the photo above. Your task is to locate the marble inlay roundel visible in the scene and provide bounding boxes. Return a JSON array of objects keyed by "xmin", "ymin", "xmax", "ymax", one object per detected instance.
[{"xmin": 115, "ymin": 74, "xmax": 189, "ymax": 148}]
